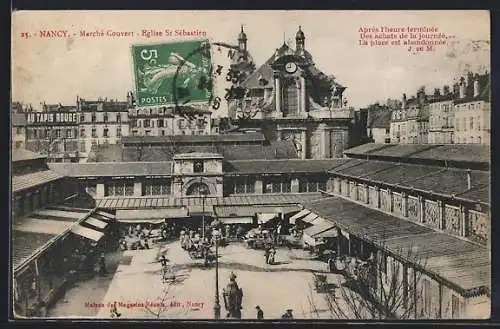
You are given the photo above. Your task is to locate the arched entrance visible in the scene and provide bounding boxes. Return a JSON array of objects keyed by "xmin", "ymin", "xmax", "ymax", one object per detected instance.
[{"xmin": 185, "ymin": 182, "xmax": 211, "ymax": 196}]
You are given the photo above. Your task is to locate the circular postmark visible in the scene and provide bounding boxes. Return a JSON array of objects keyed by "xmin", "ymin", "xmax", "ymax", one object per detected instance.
[{"xmin": 170, "ymin": 40, "xmax": 250, "ymax": 118}]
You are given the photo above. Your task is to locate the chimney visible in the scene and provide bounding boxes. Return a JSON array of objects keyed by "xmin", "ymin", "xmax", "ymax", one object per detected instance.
[
  {"xmin": 466, "ymin": 169, "xmax": 472, "ymax": 190},
  {"xmin": 402, "ymin": 93, "xmax": 407, "ymax": 109},
  {"xmin": 459, "ymin": 77, "xmax": 466, "ymax": 99},
  {"xmin": 473, "ymin": 74, "xmax": 480, "ymax": 97}
]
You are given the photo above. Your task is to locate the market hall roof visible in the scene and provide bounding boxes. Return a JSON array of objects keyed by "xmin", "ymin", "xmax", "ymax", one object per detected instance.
[
  {"xmin": 302, "ymin": 197, "xmax": 490, "ymax": 297},
  {"xmin": 224, "ymin": 159, "xmax": 348, "ymax": 175},
  {"xmin": 12, "ymin": 170, "xmax": 65, "ymax": 193},
  {"xmin": 120, "ymin": 132, "xmax": 266, "ymax": 145},
  {"xmin": 49, "ymin": 162, "xmax": 173, "ymax": 177},
  {"xmin": 95, "ymin": 193, "xmax": 325, "ymax": 210},
  {"xmin": 328, "ymin": 159, "xmax": 490, "ymax": 205},
  {"xmin": 12, "ymin": 149, "xmax": 47, "ymax": 162},
  {"xmin": 344, "ymin": 143, "xmax": 490, "ymax": 168},
  {"xmin": 89, "ymin": 140, "xmax": 298, "ymax": 162}
]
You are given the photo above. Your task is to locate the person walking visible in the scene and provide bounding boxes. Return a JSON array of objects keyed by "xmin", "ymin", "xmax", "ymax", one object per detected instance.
[
  {"xmin": 281, "ymin": 309, "xmax": 293, "ymax": 320},
  {"xmin": 255, "ymin": 305, "xmax": 264, "ymax": 319},
  {"xmin": 99, "ymin": 253, "xmax": 108, "ymax": 276}
]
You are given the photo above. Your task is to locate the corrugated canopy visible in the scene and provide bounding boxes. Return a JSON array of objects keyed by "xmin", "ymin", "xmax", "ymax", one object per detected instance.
[
  {"xmin": 301, "ymin": 212, "xmax": 319, "ymax": 223},
  {"xmin": 219, "ymin": 217, "xmax": 254, "ymax": 224},
  {"xmin": 289, "ymin": 209, "xmax": 311, "ymax": 224},
  {"xmin": 116, "ymin": 208, "xmax": 188, "ymax": 221},
  {"xmin": 12, "ymin": 170, "xmax": 64, "ymax": 193},
  {"xmin": 85, "ymin": 217, "xmax": 108, "ymax": 230},
  {"xmin": 215, "ymin": 205, "xmax": 300, "ymax": 218},
  {"xmin": 14, "ymin": 218, "xmax": 73, "ymax": 235}
]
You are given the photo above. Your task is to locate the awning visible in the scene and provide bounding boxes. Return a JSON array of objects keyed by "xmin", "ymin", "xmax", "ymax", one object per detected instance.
[
  {"xmin": 115, "ymin": 208, "xmax": 188, "ymax": 222},
  {"xmin": 289, "ymin": 209, "xmax": 311, "ymax": 224},
  {"xmin": 71, "ymin": 225, "xmax": 104, "ymax": 242},
  {"xmin": 85, "ymin": 217, "xmax": 108, "ymax": 230},
  {"xmin": 257, "ymin": 213, "xmax": 278, "ymax": 223},
  {"xmin": 302, "ymin": 232, "xmax": 324, "ymax": 246},
  {"xmin": 304, "ymin": 220, "xmax": 335, "ymax": 237},
  {"xmin": 314, "ymin": 227, "xmax": 338, "ymax": 238},
  {"xmin": 215, "ymin": 205, "xmax": 300, "ymax": 218},
  {"xmin": 32, "ymin": 209, "xmax": 86, "ymax": 220},
  {"xmin": 301, "ymin": 212, "xmax": 319, "ymax": 223},
  {"xmin": 95, "ymin": 210, "xmax": 116, "ymax": 220},
  {"xmin": 219, "ymin": 217, "xmax": 254, "ymax": 224}
]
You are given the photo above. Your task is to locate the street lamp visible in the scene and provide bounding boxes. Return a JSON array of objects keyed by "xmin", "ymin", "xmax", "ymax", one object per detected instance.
[
  {"xmin": 199, "ymin": 180, "xmax": 209, "ymax": 240},
  {"xmin": 213, "ymin": 229, "xmax": 221, "ymax": 319}
]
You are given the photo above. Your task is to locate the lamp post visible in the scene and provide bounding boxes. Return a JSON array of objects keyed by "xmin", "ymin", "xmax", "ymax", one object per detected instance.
[
  {"xmin": 213, "ymin": 229, "xmax": 221, "ymax": 319},
  {"xmin": 199, "ymin": 177, "xmax": 208, "ymax": 240}
]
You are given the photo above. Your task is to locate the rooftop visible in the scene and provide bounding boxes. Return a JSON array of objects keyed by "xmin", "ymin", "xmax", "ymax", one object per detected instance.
[
  {"xmin": 90, "ymin": 140, "xmax": 298, "ymax": 162},
  {"xmin": 173, "ymin": 153, "xmax": 224, "ymax": 160},
  {"xmin": 224, "ymin": 159, "xmax": 348, "ymax": 174},
  {"xmin": 328, "ymin": 159, "xmax": 490, "ymax": 204},
  {"xmin": 49, "ymin": 162, "xmax": 173, "ymax": 177},
  {"xmin": 95, "ymin": 193, "xmax": 325, "ymax": 210},
  {"xmin": 344, "ymin": 143, "xmax": 490, "ymax": 167},
  {"xmin": 12, "ymin": 149, "xmax": 47, "ymax": 162},
  {"xmin": 121, "ymin": 133, "xmax": 266, "ymax": 145},
  {"xmin": 12, "ymin": 170, "xmax": 65, "ymax": 193}
]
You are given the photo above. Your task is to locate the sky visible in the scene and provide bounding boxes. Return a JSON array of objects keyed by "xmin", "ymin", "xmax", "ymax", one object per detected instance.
[{"xmin": 12, "ymin": 10, "xmax": 490, "ymax": 110}]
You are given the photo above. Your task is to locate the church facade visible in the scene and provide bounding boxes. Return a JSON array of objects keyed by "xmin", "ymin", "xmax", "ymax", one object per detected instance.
[{"xmin": 228, "ymin": 26, "xmax": 361, "ymax": 159}]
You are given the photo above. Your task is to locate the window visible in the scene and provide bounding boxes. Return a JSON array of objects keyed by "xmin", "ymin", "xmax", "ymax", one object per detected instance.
[
  {"xmin": 16, "ymin": 127, "xmax": 23, "ymax": 134},
  {"xmin": 478, "ymin": 136, "xmax": 482, "ymax": 144},
  {"xmin": 299, "ymin": 177, "xmax": 327, "ymax": 192},
  {"xmin": 80, "ymin": 128, "xmax": 86, "ymax": 137},
  {"xmin": 15, "ymin": 141, "xmax": 23, "ymax": 149},
  {"xmin": 263, "ymin": 176, "xmax": 292, "ymax": 193},
  {"xmin": 117, "ymin": 114, "xmax": 121, "ymax": 123},
  {"xmin": 470, "ymin": 117, "xmax": 474, "ymax": 130},
  {"xmin": 33, "ymin": 129, "xmax": 38, "ymax": 138},
  {"xmin": 105, "ymin": 182, "xmax": 134, "ymax": 196},
  {"xmin": 80, "ymin": 141, "xmax": 86, "ymax": 152},
  {"xmin": 66, "ymin": 129, "xmax": 72, "ymax": 138},
  {"xmin": 144, "ymin": 119, "xmax": 151, "ymax": 128},
  {"xmin": 91, "ymin": 128, "xmax": 97, "ymax": 138},
  {"xmin": 56, "ymin": 129, "xmax": 61, "ymax": 138},
  {"xmin": 117, "ymin": 127, "xmax": 122, "ymax": 138},
  {"xmin": 80, "ymin": 114, "xmax": 85, "ymax": 122},
  {"xmin": 161, "ymin": 130, "xmax": 165, "ymax": 136},
  {"xmin": 132, "ymin": 130, "xmax": 138, "ymax": 136},
  {"xmin": 477, "ymin": 116, "xmax": 481, "ymax": 130},
  {"xmin": 194, "ymin": 160, "xmax": 204, "ymax": 173},
  {"xmin": 462, "ymin": 118, "xmax": 466, "ymax": 131},
  {"xmin": 158, "ymin": 119, "xmax": 164, "ymax": 128},
  {"xmin": 145, "ymin": 130, "xmax": 151, "ymax": 136},
  {"xmin": 103, "ymin": 112, "xmax": 108, "ymax": 123},
  {"xmin": 455, "ymin": 118, "xmax": 459, "ymax": 131},
  {"xmin": 233, "ymin": 177, "xmax": 255, "ymax": 194},
  {"xmin": 103, "ymin": 128, "xmax": 109, "ymax": 137},
  {"xmin": 143, "ymin": 179, "xmax": 171, "ymax": 195},
  {"xmin": 451, "ymin": 295, "xmax": 460, "ymax": 319},
  {"xmin": 91, "ymin": 113, "xmax": 96, "ymax": 122}
]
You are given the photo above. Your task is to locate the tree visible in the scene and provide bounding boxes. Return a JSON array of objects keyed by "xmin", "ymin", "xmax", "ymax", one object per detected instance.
[
  {"xmin": 443, "ymin": 85, "xmax": 451, "ymax": 96},
  {"xmin": 433, "ymin": 88, "xmax": 441, "ymax": 96},
  {"xmin": 26, "ymin": 126, "xmax": 61, "ymax": 162},
  {"xmin": 308, "ymin": 242, "xmax": 433, "ymax": 320}
]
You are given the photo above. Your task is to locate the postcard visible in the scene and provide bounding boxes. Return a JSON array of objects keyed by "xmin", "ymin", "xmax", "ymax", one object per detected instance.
[{"xmin": 11, "ymin": 10, "xmax": 491, "ymax": 320}]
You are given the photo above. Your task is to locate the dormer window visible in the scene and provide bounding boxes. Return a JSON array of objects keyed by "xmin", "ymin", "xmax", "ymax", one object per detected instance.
[{"xmin": 194, "ymin": 160, "xmax": 204, "ymax": 173}]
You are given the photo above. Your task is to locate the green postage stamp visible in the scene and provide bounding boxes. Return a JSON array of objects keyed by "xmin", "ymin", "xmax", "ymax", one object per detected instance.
[{"xmin": 131, "ymin": 40, "xmax": 213, "ymax": 107}]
